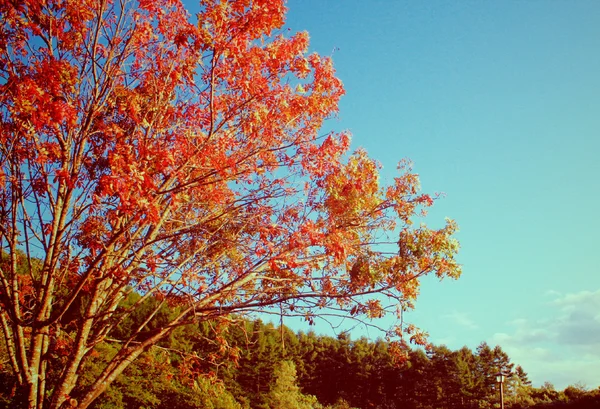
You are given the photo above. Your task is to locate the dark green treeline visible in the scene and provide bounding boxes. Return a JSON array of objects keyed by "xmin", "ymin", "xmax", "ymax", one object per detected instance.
[{"xmin": 1, "ymin": 298, "xmax": 599, "ymax": 409}]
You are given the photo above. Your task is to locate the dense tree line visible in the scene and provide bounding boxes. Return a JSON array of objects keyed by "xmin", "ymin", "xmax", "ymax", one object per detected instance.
[{"xmin": 1, "ymin": 298, "xmax": 597, "ymax": 409}]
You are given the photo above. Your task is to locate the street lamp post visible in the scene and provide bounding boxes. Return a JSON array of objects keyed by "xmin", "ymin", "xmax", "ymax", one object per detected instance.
[{"xmin": 495, "ymin": 372, "xmax": 506, "ymax": 409}]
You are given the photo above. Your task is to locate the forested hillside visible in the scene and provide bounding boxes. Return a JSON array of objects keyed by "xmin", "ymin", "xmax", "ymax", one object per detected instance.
[{"xmin": 2, "ymin": 304, "xmax": 597, "ymax": 409}]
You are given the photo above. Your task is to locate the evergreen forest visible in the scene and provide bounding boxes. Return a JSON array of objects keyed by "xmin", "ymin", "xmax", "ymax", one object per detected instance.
[{"xmin": 1, "ymin": 295, "xmax": 597, "ymax": 409}]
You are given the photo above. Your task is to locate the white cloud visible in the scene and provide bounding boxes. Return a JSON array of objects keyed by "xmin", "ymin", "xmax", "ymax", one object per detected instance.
[
  {"xmin": 553, "ymin": 289, "xmax": 600, "ymax": 310},
  {"xmin": 487, "ymin": 289, "xmax": 600, "ymax": 389},
  {"xmin": 443, "ymin": 310, "xmax": 479, "ymax": 330},
  {"xmin": 553, "ymin": 290, "xmax": 600, "ymax": 348}
]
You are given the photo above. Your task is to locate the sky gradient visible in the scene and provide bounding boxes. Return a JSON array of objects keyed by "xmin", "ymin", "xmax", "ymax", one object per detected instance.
[{"xmin": 282, "ymin": 0, "xmax": 600, "ymax": 389}]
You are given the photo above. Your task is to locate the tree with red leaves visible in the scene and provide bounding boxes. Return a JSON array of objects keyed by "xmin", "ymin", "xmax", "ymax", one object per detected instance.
[{"xmin": 0, "ymin": 1, "xmax": 460, "ymax": 408}]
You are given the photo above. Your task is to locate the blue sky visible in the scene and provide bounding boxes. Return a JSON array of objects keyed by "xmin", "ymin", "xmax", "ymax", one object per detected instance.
[{"xmin": 282, "ymin": 0, "xmax": 600, "ymax": 389}]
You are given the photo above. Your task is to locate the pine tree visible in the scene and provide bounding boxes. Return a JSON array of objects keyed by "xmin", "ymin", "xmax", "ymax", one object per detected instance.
[{"xmin": 267, "ymin": 361, "xmax": 320, "ymax": 409}]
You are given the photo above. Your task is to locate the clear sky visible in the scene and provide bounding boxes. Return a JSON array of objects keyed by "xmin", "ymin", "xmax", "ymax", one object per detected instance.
[{"xmin": 281, "ymin": 0, "xmax": 600, "ymax": 389}]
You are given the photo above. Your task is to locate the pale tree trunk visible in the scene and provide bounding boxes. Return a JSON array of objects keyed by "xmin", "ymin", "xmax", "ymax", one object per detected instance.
[
  {"xmin": 27, "ymin": 331, "xmax": 45, "ymax": 409},
  {"xmin": 76, "ymin": 343, "xmax": 151, "ymax": 409},
  {"xmin": 49, "ymin": 285, "xmax": 108, "ymax": 409},
  {"xmin": 75, "ymin": 302, "xmax": 196, "ymax": 409}
]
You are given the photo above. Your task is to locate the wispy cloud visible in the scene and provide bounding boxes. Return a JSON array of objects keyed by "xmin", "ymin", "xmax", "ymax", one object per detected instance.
[
  {"xmin": 444, "ymin": 310, "xmax": 479, "ymax": 330},
  {"xmin": 489, "ymin": 289, "xmax": 600, "ymax": 389},
  {"xmin": 552, "ymin": 289, "xmax": 600, "ymax": 348}
]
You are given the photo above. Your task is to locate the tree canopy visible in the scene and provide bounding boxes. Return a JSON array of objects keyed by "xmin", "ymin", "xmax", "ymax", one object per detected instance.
[{"xmin": 0, "ymin": 1, "xmax": 460, "ymax": 408}]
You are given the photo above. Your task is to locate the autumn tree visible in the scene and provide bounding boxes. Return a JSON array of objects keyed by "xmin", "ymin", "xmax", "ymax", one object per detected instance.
[{"xmin": 0, "ymin": 0, "xmax": 461, "ymax": 408}]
